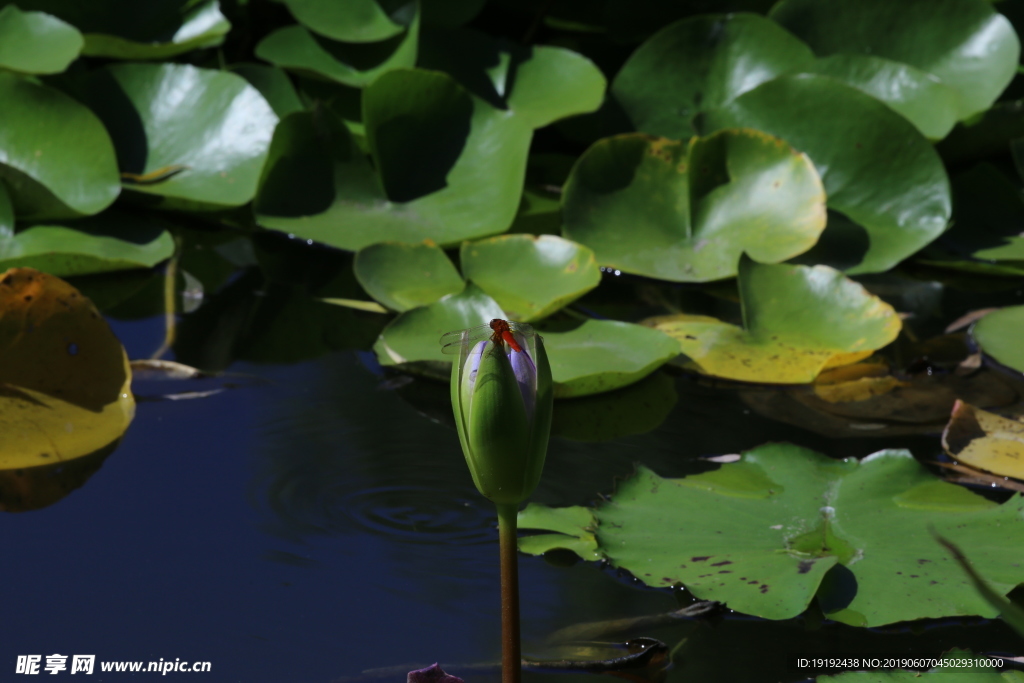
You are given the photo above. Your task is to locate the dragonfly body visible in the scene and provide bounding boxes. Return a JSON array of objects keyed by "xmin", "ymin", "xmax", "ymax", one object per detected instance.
[{"xmin": 440, "ymin": 319, "xmax": 534, "ymax": 355}]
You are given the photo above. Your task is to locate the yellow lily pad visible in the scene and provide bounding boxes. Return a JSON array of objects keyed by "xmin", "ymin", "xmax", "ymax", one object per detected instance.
[
  {"xmin": 943, "ymin": 401, "xmax": 1024, "ymax": 479},
  {"xmin": 646, "ymin": 258, "xmax": 901, "ymax": 383},
  {"xmin": 0, "ymin": 268, "xmax": 134, "ymax": 470}
]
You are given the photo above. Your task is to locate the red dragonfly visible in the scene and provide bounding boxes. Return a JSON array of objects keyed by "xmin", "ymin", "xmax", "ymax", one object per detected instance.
[{"xmin": 440, "ymin": 319, "xmax": 534, "ymax": 355}]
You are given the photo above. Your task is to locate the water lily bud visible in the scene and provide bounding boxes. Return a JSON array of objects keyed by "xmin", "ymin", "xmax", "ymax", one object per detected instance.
[{"xmin": 448, "ymin": 325, "xmax": 553, "ymax": 505}]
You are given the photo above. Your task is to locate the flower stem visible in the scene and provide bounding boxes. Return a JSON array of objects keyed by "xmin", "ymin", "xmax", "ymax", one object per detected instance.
[{"xmin": 496, "ymin": 502, "xmax": 521, "ymax": 683}]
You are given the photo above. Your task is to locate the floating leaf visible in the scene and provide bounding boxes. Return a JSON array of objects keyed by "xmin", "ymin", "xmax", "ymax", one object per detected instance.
[
  {"xmin": 255, "ymin": 8, "xmax": 419, "ymax": 88},
  {"xmin": 282, "ymin": 0, "xmax": 410, "ymax": 43},
  {"xmin": 0, "ymin": 181, "xmax": 12, "ymax": 238},
  {"xmin": 517, "ymin": 504, "xmax": 601, "ymax": 561},
  {"xmin": 460, "ymin": 235, "xmax": 600, "ymax": 321},
  {"xmin": 646, "ymin": 258, "xmax": 900, "ymax": 384},
  {"xmin": 0, "ymin": 72, "xmax": 119, "ymax": 220},
  {"xmin": 935, "ymin": 534, "xmax": 1024, "ymax": 641},
  {"xmin": 562, "ymin": 129, "xmax": 826, "ymax": 282},
  {"xmin": 943, "ymin": 401, "xmax": 1024, "ymax": 479},
  {"xmin": 770, "ymin": 0, "xmax": 1020, "ymax": 121},
  {"xmin": 519, "ymin": 444, "xmax": 1024, "ymax": 626},
  {"xmin": 372, "ymin": 284, "xmax": 505, "ymax": 366},
  {"xmin": 76, "ymin": 64, "xmax": 278, "ymax": 210},
  {"xmin": 231, "ymin": 63, "xmax": 304, "ymax": 118},
  {"xmin": 0, "ymin": 5, "xmax": 82, "ymax": 74},
  {"xmin": 73, "ymin": 0, "xmax": 230, "ymax": 59},
  {"xmin": 801, "ymin": 55, "xmax": 960, "ymax": 140},
  {"xmin": 0, "ymin": 268, "xmax": 134, "ymax": 471},
  {"xmin": 611, "ymin": 13, "xmax": 814, "ymax": 140},
  {"xmin": 541, "ymin": 319, "xmax": 680, "ymax": 398},
  {"xmin": 972, "ymin": 305, "xmax": 1024, "ymax": 373},
  {"xmin": 256, "ymin": 63, "xmax": 598, "ymax": 250},
  {"xmin": 354, "ymin": 241, "xmax": 464, "ymax": 312},
  {"xmin": 701, "ymin": 75, "xmax": 951, "ymax": 274},
  {"xmin": 0, "ymin": 215, "xmax": 174, "ymax": 276}
]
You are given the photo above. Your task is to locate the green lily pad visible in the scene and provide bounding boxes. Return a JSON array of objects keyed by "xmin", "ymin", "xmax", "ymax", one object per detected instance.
[
  {"xmin": 372, "ymin": 283, "xmax": 504, "ymax": 366},
  {"xmin": 972, "ymin": 306, "xmax": 1024, "ymax": 373},
  {"xmin": 0, "ymin": 181, "xmax": 12, "ymax": 238},
  {"xmin": 77, "ymin": 63, "xmax": 278, "ymax": 210},
  {"xmin": 0, "ymin": 72, "xmax": 119, "ymax": 220},
  {"xmin": 562, "ymin": 128, "xmax": 826, "ymax": 282},
  {"xmin": 0, "ymin": 213, "xmax": 175, "ymax": 276},
  {"xmin": 701, "ymin": 74, "xmax": 951, "ymax": 275},
  {"xmin": 541, "ymin": 319, "xmax": 680, "ymax": 398},
  {"xmin": 802, "ymin": 55, "xmax": 960, "ymax": 140},
  {"xmin": 646, "ymin": 257, "xmax": 901, "ymax": 384},
  {"xmin": 460, "ymin": 235, "xmax": 601, "ymax": 322},
  {"xmin": 611, "ymin": 13, "xmax": 814, "ymax": 140},
  {"xmin": 354, "ymin": 241, "xmax": 464, "ymax": 312},
  {"xmin": 80, "ymin": 0, "xmax": 229, "ymax": 59},
  {"xmin": 255, "ymin": 8, "xmax": 418, "ymax": 88},
  {"xmin": 282, "ymin": 0, "xmax": 411, "ymax": 42},
  {"xmin": 0, "ymin": 5, "xmax": 81, "ymax": 74},
  {"xmin": 770, "ymin": 0, "xmax": 1020, "ymax": 121},
  {"xmin": 231, "ymin": 64, "xmax": 304, "ymax": 119},
  {"xmin": 0, "ymin": 268, "xmax": 134, "ymax": 470},
  {"xmin": 519, "ymin": 443, "xmax": 1024, "ymax": 626},
  {"xmin": 517, "ymin": 504, "xmax": 602, "ymax": 561},
  {"xmin": 418, "ymin": 28, "xmax": 605, "ymax": 129},
  {"xmin": 10, "ymin": 0, "xmax": 231, "ymax": 59},
  {"xmin": 256, "ymin": 62, "xmax": 599, "ymax": 250}
]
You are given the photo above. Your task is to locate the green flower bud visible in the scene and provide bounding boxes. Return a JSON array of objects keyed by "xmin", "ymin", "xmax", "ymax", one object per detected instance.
[{"xmin": 448, "ymin": 325, "xmax": 553, "ymax": 505}]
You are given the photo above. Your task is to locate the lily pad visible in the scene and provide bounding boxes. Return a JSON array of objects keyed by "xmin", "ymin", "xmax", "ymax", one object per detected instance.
[
  {"xmin": 256, "ymin": 63, "xmax": 599, "ymax": 250},
  {"xmin": 541, "ymin": 319, "xmax": 680, "ymax": 398},
  {"xmin": 801, "ymin": 55, "xmax": 960, "ymax": 140},
  {"xmin": 972, "ymin": 305, "xmax": 1024, "ymax": 373},
  {"xmin": 645, "ymin": 257, "xmax": 900, "ymax": 384},
  {"xmin": 0, "ymin": 268, "xmax": 134, "ymax": 470},
  {"xmin": 460, "ymin": 235, "xmax": 601, "ymax": 321},
  {"xmin": 770, "ymin": 0, "xmax": 1020, "ymax": 120},
  {"xmin": 0, "ymin": 72, "xmax": 120, "ymax": 220},
  {"xmin": 80, "ymin": 0, "xmax": 231, "ymax": 59},
  {"xmin": 562, "ymin": 129, "xmax": 826, "ymax": 282},
  {"xmin": 255, "ymin": 8, "xmax": 418, "ymax": 88},
  {"xmin": 418, "ymin": 28, "xmax": 606, "ymax": 129},
  {"xmin": 77, "ymin": 63, "xmax": 278, "ymax": 209},
  {"xmin": 700, "ymin": 74, "xmax": 951, "ymax": 274},
  {"xmin": 372, "ymin": 284, "xmax": 505, "ymax": 366},
  {"xmin": 354, "ymin": 241, "xmax": 464, "ymax": 312},
  {"xmin": 231, "ymin": 64, "xmax": 304, "ymax": 118},
  {"xmin": 0, "ymin": 212, "xmax": 175, "ymax": 276},
  {"xmin": 10, "ymin": 0, "xmax": 231, "ymax": 59},
  {"xmin": 611, "ymin": 13, "xmax": 814, "ymax": 140},
  {"xmin": 0, "ymin": 181, "xmax": 12, "ymax": 237},
  {"xmin": 518, "ymin": 443, "xmax": 1024, "ymax": 626},
  {"xmin": 0, "ymin": 5, "xmax": 82, "ymax": 74},
  {"xmin": 282, "ymin": 0, "xmax": 411, "ymax": 43},
  {"xmin": 943, "ymin": 401, "xmax": 1024, "ymax": 480}
]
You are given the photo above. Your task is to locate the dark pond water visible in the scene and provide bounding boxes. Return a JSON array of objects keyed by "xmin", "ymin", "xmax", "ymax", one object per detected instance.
[{"xmin": 4, "ymin": 305, "xmax": 1023, "ymax": 683}]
